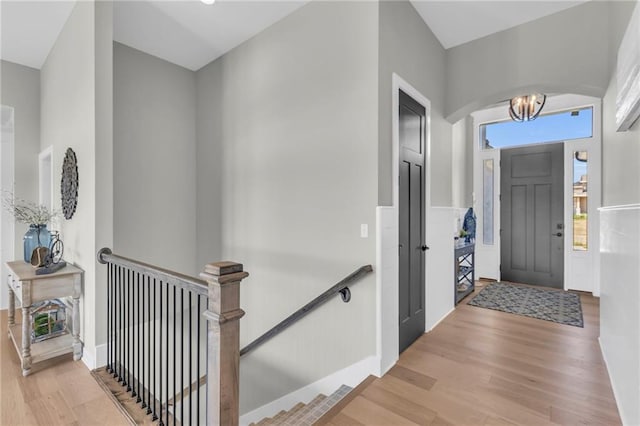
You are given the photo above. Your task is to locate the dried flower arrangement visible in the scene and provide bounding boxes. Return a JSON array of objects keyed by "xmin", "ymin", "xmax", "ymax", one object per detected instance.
[{"xmin": 1, "ymin": 191, "xmax": 57, "ymax": 225}]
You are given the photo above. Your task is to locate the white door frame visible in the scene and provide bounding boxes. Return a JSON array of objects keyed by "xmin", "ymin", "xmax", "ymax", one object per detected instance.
[
  {"xmin": 1, "ymin": 105, "xmax": 15, "ymax": 310},
  {"xmin": 471, "ymin": 94, "xmax": 602, "ymax": 293},
  {"xmin": 376, "ymin": 74, "xmax": 431, "ymax": 376}
]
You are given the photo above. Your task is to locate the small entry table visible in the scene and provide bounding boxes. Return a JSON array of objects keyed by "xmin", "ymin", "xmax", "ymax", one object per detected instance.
[{"xmin": 6, "ymin": 261, "xmax": 83, "ymax": 376}]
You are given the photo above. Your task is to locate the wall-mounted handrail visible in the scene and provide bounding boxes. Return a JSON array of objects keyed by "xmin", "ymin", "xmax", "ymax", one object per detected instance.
[
  {"xmin": 239, "ymin": 264, "xmax": 373, "ymax": 358},
  {"xmin": 97, "ymin": 247, "xmax": 208, "ymax": 296}
]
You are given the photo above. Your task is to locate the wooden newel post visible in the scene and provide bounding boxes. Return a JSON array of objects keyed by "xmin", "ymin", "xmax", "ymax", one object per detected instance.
[{"xmin": 201, "ymin": 261, "xmax": 249, "ymax": 426}]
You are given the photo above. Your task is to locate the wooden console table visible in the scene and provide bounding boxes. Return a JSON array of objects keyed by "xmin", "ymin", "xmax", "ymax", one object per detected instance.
[{"xmin": 6, "ymin": 261, "xmax": 83, "ymax": 376}]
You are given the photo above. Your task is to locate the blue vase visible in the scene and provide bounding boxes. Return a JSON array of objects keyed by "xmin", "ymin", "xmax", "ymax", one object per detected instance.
[{"xmin": 23, "ymin": 225, "xmax": 51, "ymax": 263}]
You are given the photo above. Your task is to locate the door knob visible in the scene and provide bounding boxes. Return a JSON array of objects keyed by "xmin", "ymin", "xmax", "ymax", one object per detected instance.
[
  {"xmin": 553, "ymin": 232, "xmax": 563, "ymax": 237},
  {"xmin": 421, "ymin": 245, "xmax": 430, "ymax": 251}
]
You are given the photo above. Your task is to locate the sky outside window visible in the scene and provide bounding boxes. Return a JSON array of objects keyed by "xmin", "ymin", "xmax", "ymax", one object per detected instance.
[{"xmin": 482, "ymin": 107, "xmax": 593, "ymax": 150}]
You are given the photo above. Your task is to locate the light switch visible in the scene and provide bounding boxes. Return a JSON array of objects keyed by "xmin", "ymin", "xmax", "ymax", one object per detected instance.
[{"xmin": 360, "ymin": 224, "xmax": 368, "ymax": 238}]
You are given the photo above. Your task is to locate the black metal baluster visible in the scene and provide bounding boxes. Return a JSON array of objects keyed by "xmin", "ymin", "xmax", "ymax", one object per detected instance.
[
  {"xmin": 118, "ymin": 266, "xmax": 123, "ymax": 382},
  {"xmin": 152, "ymin": 278, "xmax": 158, "ymax": 421},
  {"xmin": 180, "ymin": 287, "xmax": 184, "ymax": 426},
  {"xmin": 140, "ymin": 275, "xmax": 149, "ymax": 408},
  {"xmin": 145, "ymin": 275, "xmax": 151, "ymax": 414},
  {"xmin": 132, "ymin": 271, "xmax": 137, "ymax": 399},
  {"xmin": 173, "ymin": 285, "xmax": 177, "ymax": 426},
  {"xmin": 158, "ymin": 280, "xmax": 163, "ymax": 426},
  {"xmin": 189, "ymin": 292, "xmax": 192, "ymax": 424},
  {"xmin": 197, "ymin": 294, "xmax": 201, "ymax": 425},
  {"xmin": 126, "ymin": 268, "xmax": 131, "ymax": 392},
  {"xmin": 137, "ymin": 272, "xmax": 142, "ymax": 403},
  {"xmin": 166, "ymin": 282, "xmax": 170, "ymax": 426}
]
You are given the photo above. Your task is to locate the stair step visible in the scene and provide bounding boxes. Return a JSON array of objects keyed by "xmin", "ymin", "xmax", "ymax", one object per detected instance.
[
  {"xmin": 286, "ymin": 402, "xmax": 306, "ymax": 417},
  {"xmin": 282, "ymin": 394, "xmax": 326, "ymax": 425},
  {"xmin": 302, "ymin": 385, "xmax": 353, "ymax": 424}
]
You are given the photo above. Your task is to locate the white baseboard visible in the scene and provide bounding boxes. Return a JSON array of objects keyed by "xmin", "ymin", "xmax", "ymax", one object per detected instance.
[
  {"xmin": 82, "ymin": 345, "xmax": 96, "ymax": 370},
  {"xmin": 598, "ymin": 337, "xmax": 628, "ymax": 425},
  {"xmin": 81, "ymin": 343, "xmax": 107, "ymax": 370},
  {"xmin": 428, "ymin": 307, "xmax": 454, "ymax": 332},
  {"xmin": 239, "ymin": 355, "xmax": 378, "ymax": 426}
]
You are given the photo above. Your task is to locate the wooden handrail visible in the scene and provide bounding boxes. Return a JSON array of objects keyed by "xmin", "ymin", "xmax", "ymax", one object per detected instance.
[
  {"xmin": 239, "ymin": 264, "xmax": 373, "ymax": 358},
  {"xmin": 97, "ymin": 247, "xmax": 208, "ymax": 296}
]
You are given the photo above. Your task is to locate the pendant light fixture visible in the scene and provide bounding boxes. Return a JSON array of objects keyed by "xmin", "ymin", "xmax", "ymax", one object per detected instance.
[{"xmin": 509, "ymin": 93, "xmax": 547, "ymax": 122}]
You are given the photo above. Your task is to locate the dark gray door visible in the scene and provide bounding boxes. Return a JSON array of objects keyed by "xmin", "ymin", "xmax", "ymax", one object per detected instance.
[
  {"xmin": 501, "ymin": 143, "xmax": 564, "ymax": 288},
  {"xmin": 399, "ymin": 90, "xmax": 426, "ymax": 352}
]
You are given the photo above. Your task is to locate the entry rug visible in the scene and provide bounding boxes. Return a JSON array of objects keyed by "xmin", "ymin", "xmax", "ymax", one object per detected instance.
[{"xmin": 468, "ymin": 282, "xmax": 584, "ymax": 327}]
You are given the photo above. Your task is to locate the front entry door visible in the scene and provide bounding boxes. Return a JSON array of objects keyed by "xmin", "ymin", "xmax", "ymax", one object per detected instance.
[
  {"xmin": 399, "ymin": 90, "xmax": 426, "ymax": 352},
  {"xmin": 501, "ymin": 143, "xmax": 564, "ymax": 288}
]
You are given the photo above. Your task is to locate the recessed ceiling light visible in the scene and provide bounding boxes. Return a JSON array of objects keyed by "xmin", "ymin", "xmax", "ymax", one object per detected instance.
[{"xmin": 201, "ymin": 0, "xmax": 215, "ymax": 4}]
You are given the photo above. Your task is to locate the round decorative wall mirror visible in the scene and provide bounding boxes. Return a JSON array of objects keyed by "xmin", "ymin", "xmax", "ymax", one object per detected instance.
[{"xmin": 61, "ymin": 148, "xmax": 78, "ymax": 220}]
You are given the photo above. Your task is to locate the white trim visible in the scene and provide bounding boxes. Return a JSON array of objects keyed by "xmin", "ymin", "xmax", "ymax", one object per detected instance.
[
  {"xmin": 428, "ymin": 307, "xmax": 454, "ymax": 332},
  {"xmin": 81, "ymin": 345, "xmax": 96, "ymax": 370},
  {"xmin": 598, "ymin": 204, "xmax": 640, "ymax": 211},
  {"xmin": 380, "ymin": 73, "xmax": 431, "ymax": 371},
  {"xmin": 80, "ymin": 343, "xmax": 107, "ymax": 370},
  {"xmin": 472, "ymin": 94, "xmax": 602, "ymax": 291},
  {"xmin": 239, "ymin": 356, "xmax": 378, "ymax": 426},
  {"xmin": 376, "ymin": 206, "xmax": 398, "ymax": 376},
  {"xmin": 1, "ymin": 105, "xmax": 15, "ymax": 310},
  {"xmin": 599, "ymin": 337, "xmax": 632, "ymax": 425}
]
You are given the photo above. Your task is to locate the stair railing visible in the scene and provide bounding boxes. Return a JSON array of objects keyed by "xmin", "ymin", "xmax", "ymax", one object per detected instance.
[
  {"xmin": 239, "ymin": 264, "xmax": 373, "ymax": 357},
  {"xmin": 97, "ymin": 248, "xmax": 248, "ymax": 426}
]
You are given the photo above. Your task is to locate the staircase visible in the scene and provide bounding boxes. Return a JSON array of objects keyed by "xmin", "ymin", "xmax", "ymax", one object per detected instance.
[{"xmin": 251, "ymin": 385, "xmax": 353, "ymax": 426}]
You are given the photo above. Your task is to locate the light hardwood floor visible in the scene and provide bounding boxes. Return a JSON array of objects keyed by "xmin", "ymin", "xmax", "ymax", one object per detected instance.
[
  {"xmin": 321, "ymin": 283, "xmax": 621, "ymax": 426},
  {"xmin": 0, "ymin": 310, "xmax": 129, "ymax": 426},
  {"xmin": 1, "ymin": 284, "xmax": 621, "ymax": 425}
]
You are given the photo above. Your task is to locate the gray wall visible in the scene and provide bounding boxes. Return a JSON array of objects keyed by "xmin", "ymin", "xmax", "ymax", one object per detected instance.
[
  {"xmin": 196, "ymin": 1, "xmax": 379, "ymax": 413},
  {"xmin": 451, "ymin": 116, "xmax": 472, "ymax": 208},
  {"xmin": 446, "ymin": 1, "xmax": 613, "ymax": 122},
  {"xmin": 40, "ymin": 1, "xmax": 98, "ymax": 353},
  {"xmin": 0, "ymin": 60, "xmax": 40, "ymax": 260},
  {"xmin": 40, "ymin": 0, "xmax": 114, "ymax": 361},
  {"xmin": 113, "ymin": 42, "xmax": 197, "ymax": 276},
  {"xmin": 378, "ymin": 0, "xmax": 451, "ymax": 207}
]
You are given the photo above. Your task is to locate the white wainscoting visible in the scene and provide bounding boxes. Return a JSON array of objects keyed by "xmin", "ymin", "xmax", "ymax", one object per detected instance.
[
  {"xmin": 599, "ymin": 204, "xmax": 640, "ymax": 425},
  {"xmin": 426, "ymin": 207, "xmax": 456, "ymax": 330}
]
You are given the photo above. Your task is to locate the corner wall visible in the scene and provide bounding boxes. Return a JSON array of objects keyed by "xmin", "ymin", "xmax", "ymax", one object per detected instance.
[
  {"xmin": 39, "ymin": 1, "xmax": 114, "ymax": 365},
  {"xmin": 113, "ymin": 42, "xmax": 197, "ymax": 276},
  {"xmin": 196, "ymin": 1, "xmax": 379, "ymax": 414},
  {"xmin": 378, "ymin": 0, "xmax": 450, "ymax": 207}
]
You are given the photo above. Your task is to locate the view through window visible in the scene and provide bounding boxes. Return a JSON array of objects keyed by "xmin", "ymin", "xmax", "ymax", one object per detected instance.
[{"xmin": 481, "ymin": 107, "xmax": 593, "ymax": 150}]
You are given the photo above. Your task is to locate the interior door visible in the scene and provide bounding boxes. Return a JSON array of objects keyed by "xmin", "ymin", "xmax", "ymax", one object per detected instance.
[
  {"xmin": 501, "ymin": 143, "xmax": 564, "ymax": 288},
  {"xmin": 398, "ymin": 90, "xmax": 426, "ymax": 352}
]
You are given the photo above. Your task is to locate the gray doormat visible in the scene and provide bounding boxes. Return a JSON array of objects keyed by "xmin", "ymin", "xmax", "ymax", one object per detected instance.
[{"xmin": 468, "ymin": 282, "xmax": 584, "ymax": 327}]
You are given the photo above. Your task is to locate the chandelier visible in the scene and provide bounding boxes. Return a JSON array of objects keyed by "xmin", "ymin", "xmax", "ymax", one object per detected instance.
[{"xmin": 509, "ymin": 93, "xmax": 547, "ymax": 122}]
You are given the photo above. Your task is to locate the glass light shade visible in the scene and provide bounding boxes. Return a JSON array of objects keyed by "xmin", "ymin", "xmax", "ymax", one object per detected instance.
[{"xmin": 509, "ymin": 93, "xmax": 547, "ymax": 122}]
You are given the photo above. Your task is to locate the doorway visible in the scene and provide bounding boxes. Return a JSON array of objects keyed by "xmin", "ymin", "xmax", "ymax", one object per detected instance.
[
  {"xmin": 473, "ymin": 94, "xmax": 602, "ymax": 294},
  {"xmin": 500, "ymin": 143, "xmax": 564, "ymax": 288},
  {"xmin": 398, "ymin": 90, "xmax": 426, "ymax": 352},
  {"xmin": 1, "ymin": 105, "xmax": 15, "ymax": 310}
]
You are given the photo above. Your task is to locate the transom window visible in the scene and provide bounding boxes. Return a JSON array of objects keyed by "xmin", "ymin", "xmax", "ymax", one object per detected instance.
[{"xmin": 480, "ymin": 107, "xmax": 593, "ymax": 150}]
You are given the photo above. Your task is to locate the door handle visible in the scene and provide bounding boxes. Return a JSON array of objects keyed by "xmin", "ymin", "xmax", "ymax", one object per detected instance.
[
  {"xmin": 553, "ymin": 232, "xmax": 563, "ymax": 237},
  {"xmin": 421, "ymin": 245, "xmax": 430, "ymax": 251}
]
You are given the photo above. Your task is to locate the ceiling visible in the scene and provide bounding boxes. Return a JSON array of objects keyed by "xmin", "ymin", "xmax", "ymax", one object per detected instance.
[
  {"xmin": 411, "ymin": 0, "xmax": 590, "ymax": 49},
  {"xmin": 1, "ymin": 0, "xmax": 590, "ymax": 71}
]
